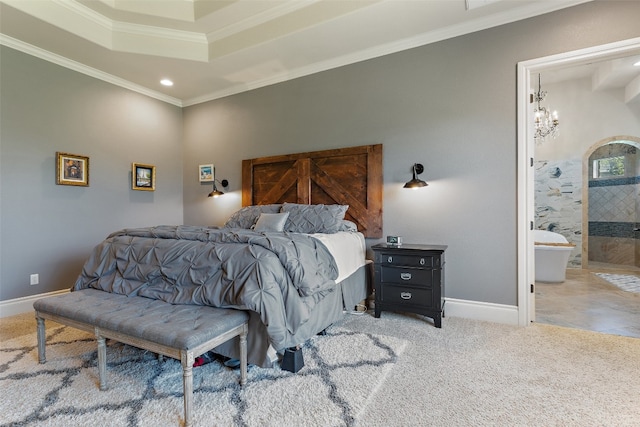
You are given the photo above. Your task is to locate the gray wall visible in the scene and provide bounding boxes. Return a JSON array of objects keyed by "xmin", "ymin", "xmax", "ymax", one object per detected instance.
[
  {"xmin": 182, "ymin": 1, "xmax": 640, "ymax": 306},
  {"xmin": 2, "ymin": 2, "xmax": 639, "ymax": 308},
  {"xmin": 0, "ymin": 46, "xmax": 184, "ymax": 302}
]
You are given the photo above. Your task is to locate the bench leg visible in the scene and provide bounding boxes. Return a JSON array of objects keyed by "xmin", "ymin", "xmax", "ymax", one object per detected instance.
[
  {"xmin": 96, "ymin": 332, "xmax": 108, "ymax": 391},
  {"xmin": 239, "ymin": 324, "xmax": 248, "ymax": 386},
  {"xmin": 181, "ymin": 350, "xmax": 195, "ymax": 427},
  {"xmin": 36, "ymin": 315, "xmax": 46, "ymax": 364}
]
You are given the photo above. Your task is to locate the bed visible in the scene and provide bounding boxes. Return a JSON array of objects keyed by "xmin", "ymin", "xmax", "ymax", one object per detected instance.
[{"xmin": 73, "ymin": 144, "xmax": 383, "ymax": 367}]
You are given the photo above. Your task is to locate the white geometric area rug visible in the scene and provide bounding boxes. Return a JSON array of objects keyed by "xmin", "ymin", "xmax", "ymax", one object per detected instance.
[
  {"xmin": 594, "ymin": 273, "xmax": 640, "ymax": 293},
  {"xmin": 0, "ymin": 324, "xmax": 407, "ymax": 426}
]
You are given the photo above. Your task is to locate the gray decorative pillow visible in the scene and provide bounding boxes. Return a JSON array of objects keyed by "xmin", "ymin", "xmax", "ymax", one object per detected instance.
[
  {"xmin": 281, "ymin": 203, "xmax": 349, "ymax": 234},
  {"xmin": 224, "ymin": 204, "xmax": 282, "ymax": 229},
  {"xmin": 253, "ymin": 212, "xmax": 290, "ymax": 232}
]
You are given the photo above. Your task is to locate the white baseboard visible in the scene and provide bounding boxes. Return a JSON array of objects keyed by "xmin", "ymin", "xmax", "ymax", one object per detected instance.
[
  {"xmin": 0, "ymin": 289, "xmax": 70, "ymax": 318},
  {"xmin": 444, "ymin": 297, "xmax": 519, "ymax": 325},
  {"xmin": 1, "ymin": 292, "xmax": 520, "ymax": 326}
]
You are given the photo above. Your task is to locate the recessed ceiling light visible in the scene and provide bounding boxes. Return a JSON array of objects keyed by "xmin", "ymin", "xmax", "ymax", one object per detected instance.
[
  {"xmin": 160, "ymin": 79, "xmax": 174, "ymax": 86},
  {"xmin": 634, "ymin": 61, "xmax": 640, "ymax": 67}
]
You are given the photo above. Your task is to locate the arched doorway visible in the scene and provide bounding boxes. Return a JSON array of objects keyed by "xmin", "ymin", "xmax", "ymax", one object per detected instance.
[{"xmin": 583, "ymin": 136, "xmax": 640, "ymax": 270}]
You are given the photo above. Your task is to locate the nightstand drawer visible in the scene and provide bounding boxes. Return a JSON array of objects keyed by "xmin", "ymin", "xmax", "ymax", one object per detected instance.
[
  {"xmin": 379, "ymin": 266, "xmax": 433, "ymax": 286},
  {"xmin": 382, "ymin": 284, "xmax": 433, "ymax": 306},
  {"xmin": 378, "ymin": 253, "xmax": 436, "ymax": 268}
]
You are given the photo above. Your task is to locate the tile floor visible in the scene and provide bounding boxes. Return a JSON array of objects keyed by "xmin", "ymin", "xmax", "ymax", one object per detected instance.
[{"xmin": 535, "ymin": 263, "xmax": 640, "ymax": 338}]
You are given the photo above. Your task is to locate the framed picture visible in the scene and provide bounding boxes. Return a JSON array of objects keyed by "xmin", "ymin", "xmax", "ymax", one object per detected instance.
[
  {"xmin": 56, "ymin": 152, "xmax": 89, "ymax": 186},
  {"xmin": 132, "ymin": 163, "xmax": 156, "ymax": 191},
  {"xmin": 199, "ymin": 164, "xmax": 214, "ymax": 182}
]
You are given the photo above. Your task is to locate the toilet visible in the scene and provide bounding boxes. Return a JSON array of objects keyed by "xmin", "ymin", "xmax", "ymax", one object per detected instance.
[{"xmin": 534, "ymin": 230, "xmax": 575, "ymax": 283}]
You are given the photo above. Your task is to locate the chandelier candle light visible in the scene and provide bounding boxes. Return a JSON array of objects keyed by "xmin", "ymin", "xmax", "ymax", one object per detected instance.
[{"xmin": 533, "ymin": 74, "xmax": 559, "ymax": 144}]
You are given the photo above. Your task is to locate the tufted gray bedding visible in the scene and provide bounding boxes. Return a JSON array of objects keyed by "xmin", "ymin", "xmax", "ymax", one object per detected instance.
[{"xmin": 73, "ymin": 225, "xmax": 341, "ymax": 349}]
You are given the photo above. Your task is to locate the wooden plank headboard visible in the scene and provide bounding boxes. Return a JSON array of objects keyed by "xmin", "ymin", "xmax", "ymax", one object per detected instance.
[{"xmin": 242, "ymin": 144, "xmax": 382, "ymax": 238}]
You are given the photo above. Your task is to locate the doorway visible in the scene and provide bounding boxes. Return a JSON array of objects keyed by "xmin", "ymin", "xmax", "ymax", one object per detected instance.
[
  {"xmin": 534, "ymin": 136, "xmax": 640, "ymax": 338},
  {"xmin": 517, "ymin": 37, "xmax": 640, "ymax": 327},
  {"xmin": 585, "ymin": 138, "xmax": 640, "ymax": 270}
]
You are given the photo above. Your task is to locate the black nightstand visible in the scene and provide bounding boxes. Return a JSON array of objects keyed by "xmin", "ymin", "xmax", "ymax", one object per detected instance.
[{"xmin": 372, "ymin": 243, "xmax": 446, "ymax": 328}]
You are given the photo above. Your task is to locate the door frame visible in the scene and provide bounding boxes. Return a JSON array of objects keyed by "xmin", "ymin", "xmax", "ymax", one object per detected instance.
[{"xmin": 516, "ymin": 37, "xmax": 640, "ymax": 326}]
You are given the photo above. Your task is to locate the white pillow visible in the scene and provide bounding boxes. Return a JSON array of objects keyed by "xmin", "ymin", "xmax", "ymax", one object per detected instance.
[
  {"xmin": 224, "ymin": 204, "xmax": 282, "ymax": 229},
  {"xmin": 253, "ymin": 212, "xmax": 290, "ymax": 232}
]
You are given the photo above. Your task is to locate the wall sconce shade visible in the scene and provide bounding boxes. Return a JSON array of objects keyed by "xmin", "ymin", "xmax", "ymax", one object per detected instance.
[
  {"xmin": 404, "ymin": 163, "xmax": 428, "ymax": 189},
  {"xmin": 208, "ymin": 166, "xmax": 229, "ymax": 198}
]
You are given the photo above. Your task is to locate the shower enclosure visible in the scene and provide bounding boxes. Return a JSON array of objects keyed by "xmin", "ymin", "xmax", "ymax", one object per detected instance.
[
  {"xmin": 585, "ymin": 139, "xmax": 640, "ymax": 269},
  {"xmin": 534, "ymin": 137, "xmax": 640, "ymax": 270}
]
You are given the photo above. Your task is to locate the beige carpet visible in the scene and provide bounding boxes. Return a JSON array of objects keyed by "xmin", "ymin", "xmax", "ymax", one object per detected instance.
[
  {"xmin": 2, "ymin": 310, "xmax": 640, "ymax": 426},
  {"xmin": 341, "ymin": 311, "xmax": 640, "ymax": 426},
  {"xmin": 0, "ymin": 315, "xmax": 407, "ymax": 426}
]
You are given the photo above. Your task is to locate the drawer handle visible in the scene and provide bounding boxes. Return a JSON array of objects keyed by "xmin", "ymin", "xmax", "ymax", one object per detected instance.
[
  {"xmin": 387, "ymin": 256, "xmax": 393, "ymax": 263},
  {"xmin": 400, "ymin": 272, "xmax": 412, "ymax": 280},
  {"xmin": 400, "ymin": 292, "xmax": 412, "ymax": 300},
  {"xmin": 420, "ymin": 258, "xmax": 425, "ymax": 265}
]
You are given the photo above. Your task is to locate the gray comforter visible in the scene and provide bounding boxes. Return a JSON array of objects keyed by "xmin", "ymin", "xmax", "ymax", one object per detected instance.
[{"xmin": 73, "ymin": 225, "xmax": 339, "ymax": 351}]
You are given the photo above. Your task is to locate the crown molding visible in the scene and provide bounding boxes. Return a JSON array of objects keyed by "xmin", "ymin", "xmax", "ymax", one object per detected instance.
[
  {"xmin": 205, "ymin": 0, "xmax": 315, "ymax": 42},
  {"xmin": 55, "ymin": 0, "xmax": 113, "ymax": 30},
  {"xmin": 0, "ymin": 35, "xmax": 183, "ymax": 107},
  {"xmin": 111, "ymin": 21, "xmax": 208, "ymax": 61},
  {"xmin": 6, "ymin": 0, "xmax": 207, "ymax": 61},
  {"xmin": 184, "ymin": 0, "xmax": 591, "ymax": 106},
  {"xmin": 3, "ymin": 0, "xmax": 592, "ymax": 108},
  {"xmin": 98, "ymin": 0, "xmax": 196, "ymax": 22},
  {"xmin": 113, "ymin": 21, "xmax": 205, "ymax": 44},
  {"xmin": 5, "ymin": 0, "xmax": 316, "ymax": 62}
]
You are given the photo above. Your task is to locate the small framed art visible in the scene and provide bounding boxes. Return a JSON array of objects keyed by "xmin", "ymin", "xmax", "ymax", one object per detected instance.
[
  {"xmin": 132, "ymin": 163, "xmax": 156, "ymax": 191},
  {"xmin": 199, "ymin": 164, "xmax": 213, "ymax": 182},
  {"xmin": 56, "ymin": 152, "xmax": 89, "ymax": 186}
]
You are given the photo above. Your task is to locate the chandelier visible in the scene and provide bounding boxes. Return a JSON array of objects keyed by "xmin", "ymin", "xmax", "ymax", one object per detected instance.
[{"xmin": 533, "ymin": 74, "xmax": 559, "ymax": 144}]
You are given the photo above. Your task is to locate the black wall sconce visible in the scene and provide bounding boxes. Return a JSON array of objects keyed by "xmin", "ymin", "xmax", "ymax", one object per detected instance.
[
  {"xmin": 207, "ymin": 166, "xmax": 229, "ymax": 198},
  {"xmin": 403, "ymin": 163, "xmax": 428, "ymax": 189},
  {"xmin": 208, "ymin": 178, "xmax": 229, "ymax": 198}
]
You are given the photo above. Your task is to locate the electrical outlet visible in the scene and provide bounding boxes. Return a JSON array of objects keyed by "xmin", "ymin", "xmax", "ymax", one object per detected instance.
[{"xmin": 30, "ymin": 274, "xmax": 39, "ymax": 285}]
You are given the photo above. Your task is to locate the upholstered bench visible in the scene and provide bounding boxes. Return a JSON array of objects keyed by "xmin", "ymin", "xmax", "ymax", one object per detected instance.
[{"xmin": 34, "ymin": 288, "xmax": 249, "ymax": 427}]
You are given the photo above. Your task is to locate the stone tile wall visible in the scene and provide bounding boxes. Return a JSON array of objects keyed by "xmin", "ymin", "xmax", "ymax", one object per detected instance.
[{"xmin": 534, "ymin": 159, "xmax": 582, "ymax": 267}]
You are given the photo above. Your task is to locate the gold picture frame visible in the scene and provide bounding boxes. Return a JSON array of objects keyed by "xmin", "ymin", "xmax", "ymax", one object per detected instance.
[
  {"xmin": 56, "ymin": 152, "xmax": 89, "ymax": 186},
  {"xmin": 132, "ymin": 163, "xmax": 156, "ymax": 191}
]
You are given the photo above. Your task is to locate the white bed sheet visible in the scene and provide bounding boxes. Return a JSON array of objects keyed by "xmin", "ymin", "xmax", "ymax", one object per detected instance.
[{"xmin": 310, "ymin": 231, "xmax": 366, "ymax": 283}]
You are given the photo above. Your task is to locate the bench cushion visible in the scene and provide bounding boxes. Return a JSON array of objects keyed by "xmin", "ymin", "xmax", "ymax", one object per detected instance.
[{"xmin": 34, "ymin": 289, "xmax": 249, "ymax": 351}]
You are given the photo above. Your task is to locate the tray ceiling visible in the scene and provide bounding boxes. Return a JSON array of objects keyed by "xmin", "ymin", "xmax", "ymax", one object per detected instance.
[{"xmin": 0, "ymin": 0, "xmax": 614, "ymax": 106}]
